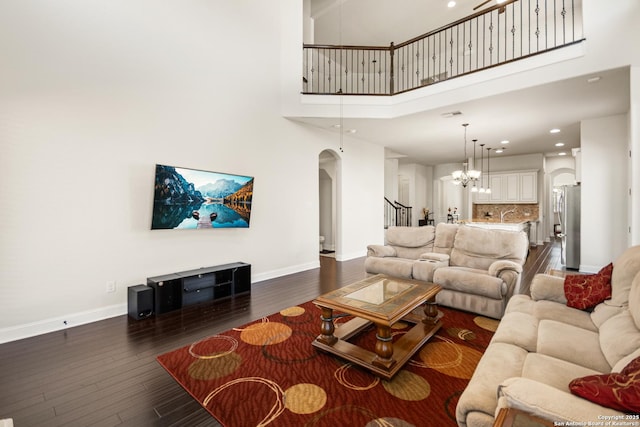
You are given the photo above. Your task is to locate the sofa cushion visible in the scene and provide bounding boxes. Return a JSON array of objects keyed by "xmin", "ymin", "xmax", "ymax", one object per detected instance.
[
  {"xmin": 432, "ymin": 223, "xmax": 458, "ymax": 255},
  {"xmin": 569, "ymin": 356, "xmax": 640, "ymax": 413},
  {"xmin": 504, "ymin": 294, "xmax": 535, "ymax": 316},
  {"xmin": 629, "ymin": 271, "xmax": 640, "ymax": 329},
  {"xmin": 433, "ymin": 267, "xmax": 505, "ymax": 299},
  {"xmin": 608, "ymin": 245, "xmax": 640, "ymax": 307},
  {"xmin": 436, "ymin": 290, "xmax": 506, "ymax": 320},
  {"xmin": 537, "ymin": 320, "xmax": 611, "ymax": 372},
  {"xmin": 613, "ymin": 348, "xmax": 640, "ymax": 373},
  {"xmin": 530, "ymin": 274, "xmax": 567, "ymax": 303},
  {"xmin": 522, "ymin": 353, "xmax": 601, "ymax": 392},
  {"xmin": 394, "ymin": 245, "xmax": 433, "ymax": 260},
  {"xmin": 412, "ymin": 258, "xmax": 448, "ymax": 282},
  {"xmin": 590, "ymin": 302, "xmax": 627, "ymax": 329},
  {"xmin": 497, "ymin": 377, "xmax": 625, "ymax": 423},
  {"xmin": 366, "ymin": 244, "xmax": 396, "ymax": 257},
  {"xmin": 599, "ymin": 310, "xmax": 640, "ymax": 369},
  {"xmin": 364, "ymin": 257, "xmax": 413, "ymax": 279},
  {"xmin": 490, "ymin": 311, "xmax": 538, "ymax": 352},
  {"xmin": 385, "ymin": 226, "xmax": 435, "ymax": 248},
  {"xmin": 564, "ymin": 263, "xmax": 613, "ymax": 310},
  {"xmin": 531, "ymin": 300, "xmax": 598, "ymax": 331},
  {"xmin": 456, "ymin": 343, "xmax": 528, "ymax": 425},
  {"xmin": 449, "ymin": 226, "xmax": 528, "ymax": 271}
]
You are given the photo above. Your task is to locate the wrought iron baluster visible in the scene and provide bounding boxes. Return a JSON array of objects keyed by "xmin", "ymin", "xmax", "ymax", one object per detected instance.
[
  {"xmin": 561, "ymin": 0, "xmax": 567, "ymax": 44},
  {"xmin": 448, "ymin": 28, "xmax": 454, "ymax": 77},
  {"xmin": 489, "ymin": 13, "xmax": 494, "ymax": 65},
  {"xmin": 511, "ymin": 2, "xmax": 516, "ymax": 60},
  {"xmin": 302, "ymin": 0, "xmax": 582, "ymax": 96},
  {"xmin": 535, "ymin": 0, "xmax": 540, "ymax": 52}
]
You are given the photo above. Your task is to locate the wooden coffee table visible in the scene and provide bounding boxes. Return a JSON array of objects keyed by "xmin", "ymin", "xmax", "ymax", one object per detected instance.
[{"xmin": 312, "ymin": 274, "xmax": 442, "ymax": 379}]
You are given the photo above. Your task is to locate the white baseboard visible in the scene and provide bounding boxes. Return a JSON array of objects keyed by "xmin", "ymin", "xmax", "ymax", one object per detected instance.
[
  {"xmin": 579, "ymin": 265, "xmax": 599, "ymax": 274},
  {"xmin": 336, "ymin": 250, "xmax": 367, "ymax": 262},
  {"xmin": 0, "ymin": 303, "xmax": 127, "ymax": 345},
  {"xmin": 252, "ymin": 260, "xmax": 320, "ymax": 283},
  {"xmin": 1, "ymin": 257, "xmax": 362, "ymax": 344}
]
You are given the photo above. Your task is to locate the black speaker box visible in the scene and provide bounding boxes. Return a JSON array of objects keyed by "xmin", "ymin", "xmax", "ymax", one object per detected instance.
[
  {"xmin": 147, "ymin": 276, "xmax": 182, "ymax": 314},
  {"xmin": 233, "ymin": 264, "xmax": 252, "ymax": 294},
  {"xmin": 128, "ymin": 285, "xmax": 154, "ymax": 320}
]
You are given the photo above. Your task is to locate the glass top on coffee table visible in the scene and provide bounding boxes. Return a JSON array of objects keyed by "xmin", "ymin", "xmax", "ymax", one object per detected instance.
[{"xmin": 313, "ymin": 274, "xmax": 440, "ymax": 325}]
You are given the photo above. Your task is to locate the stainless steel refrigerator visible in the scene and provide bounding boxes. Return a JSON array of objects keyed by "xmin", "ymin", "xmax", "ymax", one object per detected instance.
[{"xmin": 560, "ymin": 184, "xmax": 581, "ymax": 269}]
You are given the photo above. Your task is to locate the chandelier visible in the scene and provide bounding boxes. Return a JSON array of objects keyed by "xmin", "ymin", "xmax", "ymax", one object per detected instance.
[{"xmin": 452, "ymin": 123, "xmax": 481, "ymax": 187}]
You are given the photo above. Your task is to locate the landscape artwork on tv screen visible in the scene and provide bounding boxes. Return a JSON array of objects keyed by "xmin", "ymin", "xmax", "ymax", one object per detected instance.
[{"xmin": 151, "ymin": 164, "xmax": 254, "ymax": 230}]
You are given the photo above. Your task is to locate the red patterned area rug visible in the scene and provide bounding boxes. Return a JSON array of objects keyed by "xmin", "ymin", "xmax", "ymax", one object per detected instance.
[{"xmin": 157, "ymin": 300, "xmax": 498, "ymax": 427}]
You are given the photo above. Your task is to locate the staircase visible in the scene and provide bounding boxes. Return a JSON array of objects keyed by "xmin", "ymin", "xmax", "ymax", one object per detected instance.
[{"xmin": 385, "ymin": 197, "xmax": 412, "ymax": 228}]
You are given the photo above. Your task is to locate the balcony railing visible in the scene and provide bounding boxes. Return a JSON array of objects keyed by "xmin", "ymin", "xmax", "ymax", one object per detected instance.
[{"xmin": 302, "ymin": 0, "xmax": 583, "ymax": 96}]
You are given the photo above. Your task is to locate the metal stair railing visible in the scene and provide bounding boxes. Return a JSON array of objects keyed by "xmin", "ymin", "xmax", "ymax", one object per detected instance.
[{"xmin": 384, "ymin": 197, "xmax": 413, "ymax": 228}]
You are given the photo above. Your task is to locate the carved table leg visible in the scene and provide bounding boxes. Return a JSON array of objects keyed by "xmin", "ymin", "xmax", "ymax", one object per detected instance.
[
  {"xmin": 317, "ymin": 307, "xmax": 337, "ymax": 345},
  {"xmin": 372, "ymin": 324, "xmax": 396, "ymax": 370},
  {"xmin": 423, "ymin": 295, "xmax": 440, "ymax": 325}
]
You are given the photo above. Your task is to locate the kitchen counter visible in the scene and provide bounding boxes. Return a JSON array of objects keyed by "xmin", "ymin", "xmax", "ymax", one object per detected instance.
[{"xmin": 465, "ymin": 221, "xmax": 530, "ymax": 232}]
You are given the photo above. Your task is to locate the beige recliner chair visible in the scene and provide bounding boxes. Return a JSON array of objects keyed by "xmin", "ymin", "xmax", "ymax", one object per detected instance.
[{"xmin": 421, "ymin": 224, "xmax": 529, "ymax": 319}]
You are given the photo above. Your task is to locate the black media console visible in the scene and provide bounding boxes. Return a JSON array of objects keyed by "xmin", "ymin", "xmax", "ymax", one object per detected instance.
[{"xmin": 144, "ymin": 262, "xmax": 251, "ymax": 315}]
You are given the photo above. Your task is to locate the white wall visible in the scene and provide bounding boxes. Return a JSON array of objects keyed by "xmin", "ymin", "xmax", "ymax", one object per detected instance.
[
  {"xmin": 384, "ymin": 157, "xmax": 399, "ymax": 202},
  {"xmin": 0, "ymin": 0, "xmax": 384, "ymax": 342},
  {"xmin": 631, "ymin": 66, "xmax": 640, "ymax": 246},
  {"xmin": 580, "ymin": 114, "xmax": 629, "ymax": 272},
  {"xmin": 398, "ymin": 163, "xmax": 431, "ymax": 226}
]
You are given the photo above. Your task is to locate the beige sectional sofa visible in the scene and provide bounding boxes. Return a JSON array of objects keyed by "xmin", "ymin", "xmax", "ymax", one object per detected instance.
[
  {"xmin": 365, "ymin": 224, "xmax": 529, "ymax": 319},
  {"xmin": 457, "ymin": 245, "xmax": 640, "ymax": 427}
]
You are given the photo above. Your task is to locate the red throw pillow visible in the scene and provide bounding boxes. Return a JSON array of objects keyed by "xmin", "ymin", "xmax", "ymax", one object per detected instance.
[
  {"xmin": 569, "ymin": 356, "xmax": 640, "ymax": 412},
  {"xmin": 564, "ymin": 263, "xmax": 613, "ymax": 310}
]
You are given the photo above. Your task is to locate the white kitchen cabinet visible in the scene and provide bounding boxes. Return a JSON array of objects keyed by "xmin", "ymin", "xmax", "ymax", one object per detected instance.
[
  {"xmin": 475, "ymin": 189, "xmax": 490, "ymax": 202},
  {"xmin": 473, "ymin": 170, "xmax": 538, "ymax": 203},
  {"xmin": 489, "ymin": 175, "xmax": 503, "ymax": 202},
  {"xmin": 519, "ymin": 171, "xmax": 538, "ymax": 202},
  {"xmin": 504, "ymin": 174, "xmax": 520, "ymax": 202}
]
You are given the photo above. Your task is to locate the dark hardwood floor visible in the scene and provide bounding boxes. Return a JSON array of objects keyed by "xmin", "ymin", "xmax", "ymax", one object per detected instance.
[{"xmin": 0, "ymin": 239, "xmax": 562, "ymax": 427}]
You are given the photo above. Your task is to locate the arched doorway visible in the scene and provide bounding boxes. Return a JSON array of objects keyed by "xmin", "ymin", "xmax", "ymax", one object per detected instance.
[
  {"xmin": 547, "ymin": 167, "xmax": 576, "ymax": 239},
  {"xmin": 319, "ymin": 150, "xmax": 340, "ymax": 258}
]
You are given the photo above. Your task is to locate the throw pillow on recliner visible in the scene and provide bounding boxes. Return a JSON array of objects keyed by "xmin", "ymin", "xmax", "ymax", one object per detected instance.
[
  {"xmin": 564, "ymin": 263, "xmax": 613, "ymax": 310},
  {"xmin": 569, "ymin": 355, "xmax": 640, "ymax": 413}
]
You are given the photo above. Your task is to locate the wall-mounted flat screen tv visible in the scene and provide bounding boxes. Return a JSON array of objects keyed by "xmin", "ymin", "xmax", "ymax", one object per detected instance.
[{"xmin": 151, "ymin": 164, "xmax": 254, "ymax": 230}]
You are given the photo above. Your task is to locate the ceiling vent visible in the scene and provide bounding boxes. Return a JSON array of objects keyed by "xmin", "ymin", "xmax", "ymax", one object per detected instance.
[{"xmin": 441, "ymin": 111, "xmax": 463, "ymax": 118}]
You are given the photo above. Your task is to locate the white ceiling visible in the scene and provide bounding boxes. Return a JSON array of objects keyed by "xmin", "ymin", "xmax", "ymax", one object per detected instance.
[{"xmin": 301, "ymin": 0, "xmax": 629, "ymax": 166}]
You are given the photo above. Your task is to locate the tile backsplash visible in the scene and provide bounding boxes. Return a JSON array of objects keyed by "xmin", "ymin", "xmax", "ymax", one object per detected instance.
[{"xmin": 472, "ymin": 204, "xmax": 539, "ymax": 223}]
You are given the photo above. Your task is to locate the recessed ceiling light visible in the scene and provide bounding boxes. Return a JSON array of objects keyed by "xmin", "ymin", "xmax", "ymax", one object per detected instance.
[
  {"xmin": 550, "ymin": 128, "xmax": 561, "ymax": 134},
  {"xmin": 441, "ymin": 111, "xmax": 463, "ymax": 118},
  {"xmin": 587, "ymin": 76, "xmax": 602, "ymax": 84},
  {"xmin": 558, "ymin": 152, "xmax": 567, "ymax": 156},
  {"xmin": 555, "ymin": 142, "xmax": 565, "ymax": 147},
  {"xmin": 346, "ymin": 129, "xmax": 357, "ymax": 134},
  {"xmin": 501, "ymin": 140, "xmax": 510, "ymax": 144},
  {"xmin": 447, "ymin": 1, "xmax": 456, "ymax": 7},
  {"xmin": 332, "ymin": 124, "xmax": 341, "ymax": 129},
  {"xmin": 495, "ymin": 149, "xmax": 504, "ymax": 153}
]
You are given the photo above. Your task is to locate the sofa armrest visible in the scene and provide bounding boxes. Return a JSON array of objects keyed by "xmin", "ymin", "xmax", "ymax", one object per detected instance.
[
  {"xmin": 418, "ymin": 252, "xmax": 450, "ymax": 263},
  {"xmin": 496, "ymin": 377, "xmax": 624, "ymax": 424},
  {"xmin": 488, "ymin": 260, "xmax": 523, "ymax": 277},
  {"xmin": 529, "ymin": 274, "xmax": 567, "ymax": 303},
  {"xmin": 367, "ymin": 245, "xmax": 397, "ymax": 258}
]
